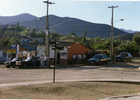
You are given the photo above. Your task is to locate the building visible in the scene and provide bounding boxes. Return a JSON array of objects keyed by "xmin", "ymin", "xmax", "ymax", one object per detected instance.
[
  {"xmin": 67, "ymin": 42, "xmax": 92, "ymax": 64},
  {"xmin": 16, "ymin": 36, "xmax": 37, "ymax": 52},
  {"xmin": 0, "ymin": 46, "xmax": 14, "ymax": 63},
  {"xmin": 0, "ymin": 46, "xmax": 28, "ymax": 63},
  {"xmin": 37, "ymin": 41, "xmax": 92, "ymax": 65}
]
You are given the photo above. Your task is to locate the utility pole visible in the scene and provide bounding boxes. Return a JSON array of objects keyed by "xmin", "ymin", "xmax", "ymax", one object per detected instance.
[
  {"xmin": 43, "ymin": 0, "xmax": 55, "ymax": 66},
  {"xmin": 108, "ymin": 5, "xmax": 118, "ymax": 62}
]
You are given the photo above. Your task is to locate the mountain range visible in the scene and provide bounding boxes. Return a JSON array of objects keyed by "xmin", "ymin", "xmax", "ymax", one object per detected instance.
[
  {"xmin": 120, "ymin": 28, "xmax": 139, "ymax": 33},
  {"xmin": 0, "ymin": 13, "xmax": 131, "ymax": 38},
  {"xmin": 0, "ymin": 13, "xmax": 37, "ymax": 24}
]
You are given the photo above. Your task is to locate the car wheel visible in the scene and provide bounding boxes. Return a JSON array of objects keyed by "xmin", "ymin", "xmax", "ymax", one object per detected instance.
[
  {"xmin": 18, "ymin": 65, "xmax": 22, "ymax": 69},
  {"xmin": 89, "ymin": 62, "xmax": 93, "ymax": 65},
  {"xmin": 6, "ymin": 66, "xmax": 10, "ymax": 68},
  {"xmin": 116, "ymin": 58, "xmax": 119, "ymax": 61},
  {"xmin": 99, "ymin": 61, "xmax": 101, "ymax": 65},
  {"xmin": 106, "ymin": 60, "xmax": 108, "ymax": 64},
  {"xmin": 12, "ymin": 65, "xmax": 16, "ymax": 68},
  {"xmin": 123, "ymin": 59, "xmax": 126, "ymax": 62},
  {"xmin": 23, "ymin": 64, "xmax": 27, "ymax": 68}
]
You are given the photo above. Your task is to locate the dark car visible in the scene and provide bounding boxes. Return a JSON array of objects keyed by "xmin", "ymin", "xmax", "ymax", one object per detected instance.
[
  {"xmin": 4, "ymin": 57, "xmax": 23, "ymax": 68},
  {"xmin": 115, "ymin": 52, "xmax": 133, "ymax": 62},
  {"xmin": 16, "ymin": 57, "xmax": 40, "ymax": 68},
  {"xmin": 88, "ymin": 54, "xmax": 110, "ymax": 65}
]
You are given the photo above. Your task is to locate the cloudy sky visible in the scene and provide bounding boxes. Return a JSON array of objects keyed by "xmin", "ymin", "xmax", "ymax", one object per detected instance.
[{"xmin": 0, "ymin": 0, "xmax": 140, "ymax": 31}]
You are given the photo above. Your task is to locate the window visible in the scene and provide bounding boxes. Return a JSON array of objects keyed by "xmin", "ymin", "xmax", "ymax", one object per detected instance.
[
  {"xmin": 60, "ymin": 53, "xmax": 67, "ymax": 57},
  {"xmin": 3, "ymin": 52, "xmax": 6, "ymax": 57}
]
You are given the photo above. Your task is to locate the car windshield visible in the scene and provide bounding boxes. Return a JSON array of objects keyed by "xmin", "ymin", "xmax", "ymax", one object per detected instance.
[
  {"xmin": 25, "ymin": 57, "xmax": 32, "ymax": 61},
  {"xmin": 12, "ymin": 58, "xmax": 18, "ymax": 61},
  {"xmin": 119, "ymin": 53, "xmax": 127, "ymax": 57},
  {"xmin": 93, "ymin": 55, "xmax": 102, "ymax": 59}
]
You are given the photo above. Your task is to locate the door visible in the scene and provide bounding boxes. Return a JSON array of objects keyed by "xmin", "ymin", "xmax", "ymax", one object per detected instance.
[{"xmin": 57, "ymin": 53, "xmax": 60, "ymax": 64}]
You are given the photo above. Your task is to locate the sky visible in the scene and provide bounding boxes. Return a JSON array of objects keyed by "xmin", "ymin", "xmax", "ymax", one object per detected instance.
[{"xmin": 0, "ymin": 0, "xmax": 140, "ymax": 31}]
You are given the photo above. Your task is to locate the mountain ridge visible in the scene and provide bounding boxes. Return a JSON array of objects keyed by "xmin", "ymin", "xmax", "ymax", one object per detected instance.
[
  {"xmin": 0, "ymin": 13, "xmax": 37, "ymax": 24},
  {"xmin": 0, "ymin": 13, "xmax": 128, "ymax": 38},
  {"xmin": 120, "ymin": 28, "xmax": 140, "ymax": 33}
]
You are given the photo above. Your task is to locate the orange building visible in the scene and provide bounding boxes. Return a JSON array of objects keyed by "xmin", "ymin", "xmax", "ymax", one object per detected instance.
[{"xmin": 67, "ymin": 42, "xmax": 92, "ymax": 64}]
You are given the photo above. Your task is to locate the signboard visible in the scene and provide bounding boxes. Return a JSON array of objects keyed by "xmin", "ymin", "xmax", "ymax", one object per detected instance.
[
  {"xmin": 6, "ymin": 50, "xmax": 16, "ymax": 53},
  {"xmin": 60, "ymin": 50, "xmax": 67, "ymax": 54},
  {"xmin": 18, "ymin": 51, "xmax": 35, "ymax": 58},
  {"xmin": 11, "ymin": 45, "xmax": 17, "ymax": 49}
]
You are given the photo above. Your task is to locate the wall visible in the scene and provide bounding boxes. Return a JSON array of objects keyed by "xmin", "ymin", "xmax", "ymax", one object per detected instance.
[
  {"xmin": 67, "ymin": 42, "xmax": 91, "ymax": 64},
  {"xmin": 0, "ymin": 51, "xmax": 6, "ymax": 62},
  {"xmin": 60, "ymin": 47, "xmax": 67, "ymax": 64},
  {"xmin": 49, "ymin": 46, "xmax": 68, "ymax": 64},
  {"xmin": 50, "ymin": 45, "xmax": 55, "ymax": 58},
  {"xmin": 36, "ymin": 45, "xmax": 45, "ymax": 57}
]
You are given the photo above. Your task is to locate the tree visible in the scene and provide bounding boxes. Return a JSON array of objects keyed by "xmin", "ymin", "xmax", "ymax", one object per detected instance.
[
  {"xmin": 133, "ymin": 35, "xmax": 140, "ymax": 46},
  {"xmin": 50, "ymin": 30, "xmax": 59, "ymax": 40},
  {"xmin": 0, "ymin": 36, "xmax": 10, "ymax": 46},
  {"xmin": 73, "ymin": 36, "xmax": 83, "ymax": 43},
  {"xmin": 30, "ymin": 28, "xmax": 37, "ymax": 38},
  {"xmin": 0, "ymin": 36, "xmax": 20, "ymax": 46},
  {"xmin": 69, "ymin": 32, "xmax": 76, "ymax": 37},
  {"xmin": 120, "ymin": 41, "xmax": 139, "ymax": 57},
  {"xmin": 16, "ymin": 22, "xmax": 20, "ymax": 33},
  {"xmin": 81, "ymin": 29, "xmax": 87, "ymax": 45}
]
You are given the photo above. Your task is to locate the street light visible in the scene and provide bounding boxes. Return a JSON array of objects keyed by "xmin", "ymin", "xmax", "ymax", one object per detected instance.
[
  {"xmin": 110, "ymin": 19, "xmax": 124, "ymax": 62},
  {"xmin": 108, "ymin": 5, "xmax": 124, "ymax": 62},
  {"xmin": 114, "ymin": 19, "xmax": 124, "ymax": 24},
  {"xmin": 37, "ymin": 18, "xmax": 46, "ymax": 24}
]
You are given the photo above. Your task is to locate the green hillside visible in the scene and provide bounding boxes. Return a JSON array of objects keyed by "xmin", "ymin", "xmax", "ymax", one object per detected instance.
[{"xmin": 114, "ymin": 32, "xmax": 140, "ymax": 40}]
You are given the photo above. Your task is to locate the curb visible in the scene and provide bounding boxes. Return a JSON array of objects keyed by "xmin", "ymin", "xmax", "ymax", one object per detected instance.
[
  {"xmin": 1, "ymin": 79, "xmax": 140, "ymax": 87},
  {"xmin": 99, "ymin": 95, "xmax": 140, "ymax": 100}
]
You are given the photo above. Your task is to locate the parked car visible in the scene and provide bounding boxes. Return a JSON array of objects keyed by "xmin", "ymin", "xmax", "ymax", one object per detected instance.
[
  {"xmin": 4, "ymin": 57, "xmax": 23, "ymax": 68},
  {"xmin": 16, "ymin": 57, "xmax": 40, "ymax": 68},
  {"xmin": 88, "ymin": 54, "xmax": 110, "ymax": 65},
  {"xmin": 115, "ymin": 52, "xmax": 133, "ymax": 61}
]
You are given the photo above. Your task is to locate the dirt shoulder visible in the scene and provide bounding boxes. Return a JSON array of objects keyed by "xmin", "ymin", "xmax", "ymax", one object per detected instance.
[
  {"xmin": 0, "ymin": 58, "xmax": 140, "ymax": 99},
  {"xmin": 1, "ymin": 81, "xmax": 140, "ymax": 100}
]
